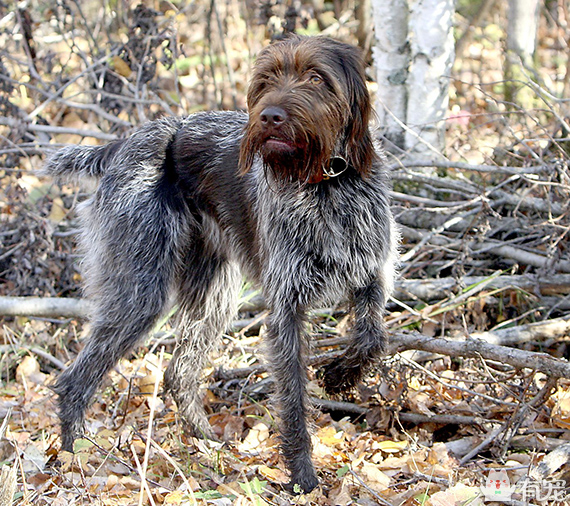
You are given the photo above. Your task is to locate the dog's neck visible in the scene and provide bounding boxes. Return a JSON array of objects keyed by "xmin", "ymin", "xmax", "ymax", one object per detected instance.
[{"xmin": 308, "ymin": 156, "xmax": 350, "ymax": 184}]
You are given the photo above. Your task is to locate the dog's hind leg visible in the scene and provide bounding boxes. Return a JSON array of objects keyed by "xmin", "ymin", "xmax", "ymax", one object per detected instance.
[
  {"xmin": 54, "ymin": 185, "xmax": 185, "ymax": 452},
  {"xmin": 164, "ymin": 238, "xmax": 242, "ymax": 439}
]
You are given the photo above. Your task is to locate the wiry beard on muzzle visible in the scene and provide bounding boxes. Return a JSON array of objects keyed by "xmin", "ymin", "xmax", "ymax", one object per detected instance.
[
  {"xmin": 240, "ymin": 118, "xmax": 337, "ymax": 185},
  {"xmin": 260, "ymin": 145, "xmax": 320, "ymax": 185}
]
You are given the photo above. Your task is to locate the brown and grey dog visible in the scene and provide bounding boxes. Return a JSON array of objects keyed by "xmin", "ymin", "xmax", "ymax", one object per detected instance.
[{"xmin": 45, "ymin": 35, "xmax": 399, "ymax": 493}]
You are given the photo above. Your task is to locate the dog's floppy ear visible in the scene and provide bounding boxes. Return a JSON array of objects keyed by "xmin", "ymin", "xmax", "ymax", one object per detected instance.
[
  {"xmin": 346, "ymin": 71, "xmax": 376, "ymax": 177},
  {"xmin": 238, "ymin": 133, "xmax": 256, "ymax": 175},
  {"xmin": 336, "ymin": 43, "xmax": 376, "ymax": 177}
]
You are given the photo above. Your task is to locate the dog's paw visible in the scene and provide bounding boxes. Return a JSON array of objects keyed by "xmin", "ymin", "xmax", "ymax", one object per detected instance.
[
  {"xmin": 284, "ymin": 473, "xmax": 319, "ymax": 495},
  {"xmin": 184, "ymin": 417, "xmax": 219, "ymax": 442},
  {"xmin": 58, "ymin": 417, "xmax": 86, "ymax": 453},
  {"xmin": 319, "ymin": 357, "xmax": 362, "ymax": 397},
  {"xmin": 175, "ymin": 399, "xmax": 219, "ymax": 441}
]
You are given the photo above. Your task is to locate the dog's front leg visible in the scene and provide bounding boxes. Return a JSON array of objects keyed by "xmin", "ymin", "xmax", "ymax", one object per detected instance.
[
  {"xmin": 265, "ymin": 303, "xmax": 319, "ymax": 494},
  {"xmin": 321, "ymin": 279, "xmax": 388, "ymax": 396}
]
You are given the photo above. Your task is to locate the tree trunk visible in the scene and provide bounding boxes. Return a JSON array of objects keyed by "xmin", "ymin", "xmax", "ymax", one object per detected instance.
[
  {"xmin": 371, "ymin": 0, "xmax": 410, "ymax": 151},
  {"xmin": 372, "ymin": 0, "xmax": 455, "ymax": 161},
  {"xmin": 504, "ymin": 0, "xmax": 541, "ymax": 107},
  {"xmin": 356, "ymin": 0, "xmax": 374, "ymax": 56},
  {"xmin": 507, "ymin": 0, "xmax": 540, "ymax": 63},
  {"xmin": 405, "ymin": 0, "xmax": 456, "ymax": 161}
]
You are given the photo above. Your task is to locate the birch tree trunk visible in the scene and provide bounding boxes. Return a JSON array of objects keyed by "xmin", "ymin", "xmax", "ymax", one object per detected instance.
[
  {"xmin": 406, "ymin": 0, "xmax": 455, "ymax": 161},
  {"xmin": 371, "ymin": 0, "xmax": 410, "ymax": 150},
  {"xmin": 372, "ymin": 0, "xmax": 455, "ymax": 161},
  {"xmin": 507, "ymin": 0, "xmax": 540, "ymax": 64}
]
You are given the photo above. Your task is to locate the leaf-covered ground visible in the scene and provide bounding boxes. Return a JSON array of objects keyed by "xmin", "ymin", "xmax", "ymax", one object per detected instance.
[
  {"xmin": 3, "ymin": 286, "xmax": 570, "ymax": 505},
  {"xmin": 3, "ymin": 297, "xmax": 569, "ymax": 506}
]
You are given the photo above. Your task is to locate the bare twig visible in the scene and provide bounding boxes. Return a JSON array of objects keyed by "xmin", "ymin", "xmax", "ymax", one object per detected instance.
[
  {"xmin": 27, "ymin": 48, "xmax": 121, "ymax": 120},
  {"xmin": 458, "ymin": 425, "xmax": 503, "ymax": 465},
  {"xmin": 497, "ymin": 375, "xmax": 559, "ymax": 456},
  {"xmin": 137, "ymin": 348, "xmax": 163, "ymax": 506},
  {"xmin": 389, "ymin": 159, "xmax": 553, "ymax": 175},
  {"xmin": 29, "ymin": 347, "xmax": 67, "ymax": 370},
  {"xmin": 0, "ymin": 117, "xmax": 118, "ymax": 141}
]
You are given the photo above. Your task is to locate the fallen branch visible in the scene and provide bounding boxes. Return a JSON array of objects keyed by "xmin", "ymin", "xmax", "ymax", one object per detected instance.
[
  {"xmin": 3, "ymin": 271, "xmax": 569, "ymax": 319},
  {"xmin": 529, "ymin": 441, "xmax": 570, "ymax": 480},
  {"xmin": 471, "ymin": 242, "xmax": 570, "ymax": 273},
  {"xmin": 311, "ymin": 398, "xmax": 491, "ymax": 426},
  {"xmin": 489, "ymin": 188, "xmax": 565, "ymax": 216},
  {"xmin": 389, "ymin": 331, "xmax": 570, "ymax": 378},
  {"xmin": 511, "ymin": 435, "xmax": 563, "ymax": 452},
  {"xmin": 0, "ymin": 297, "xmax": 91, "ymax": 319},
  {"xmin": 395, "ymin": 411, "xmax": 491, "ymax": 426},
  {"xmin": 311, "ymin": 397, "xmax": 366, "ymax": 415},
  {"xmin": 397, "ymin": 218, "xmax": 570, "ymax": 273},
  {"xmin": 214, "ymin": 330, "xmax": 570, "ymax": 383},
  {"xmin": 2, "ymin": 294, "xmax": 568, "ymax": 378},
  {"xmin": 395, "ymin": 273, "xmax": 570, "ymax": 302},
  {"xmin": 470, "ymin": 315, "xmax": 570, "ymax": 346},
  {"xmin": 398, "ymin": 221, "xmax": 570, "ymax": 273}
]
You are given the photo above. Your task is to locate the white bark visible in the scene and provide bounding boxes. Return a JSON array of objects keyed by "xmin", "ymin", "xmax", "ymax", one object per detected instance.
[
  {"xmin": 371, "ymin": 0, "xmax": 410, "ymax": 149},
  {"xmin": 406, "ymin": 0, "xmax": 455, "ymax": 160},
  {"xmin": 507, "ymin": 0, "xmax": 540, "ymax": 63},
  {"xmin": 372, "ymin": 0, "xmax": 455, "ymax": 159}
]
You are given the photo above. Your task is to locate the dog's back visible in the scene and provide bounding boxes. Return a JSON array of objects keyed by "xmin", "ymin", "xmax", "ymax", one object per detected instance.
[{"xmin": 44, "ymin": 112, "xmax": 250, "ymax": 183}]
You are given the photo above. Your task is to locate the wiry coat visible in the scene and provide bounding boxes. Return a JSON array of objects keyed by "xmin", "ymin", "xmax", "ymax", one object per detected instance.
[{"xmin": 44, "ymin": 36, "xmax": 399, "ymax": 494}]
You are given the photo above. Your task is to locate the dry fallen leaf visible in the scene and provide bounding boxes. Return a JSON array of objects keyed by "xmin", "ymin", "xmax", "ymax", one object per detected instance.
[
  {"xmin": 238, "ymin": 422, "xmax": 270, "ymax": 453},
  {"xmin": 164, "ymin": 490, "xmax": 185, "ymax": 504},
  {"xmin": 551, "ymin": 386, "xmax": 570, "ymax": 429},
  {"xmin": 316, "ymin": 425, "xmax": 344, "ymax": 446},
  {"xmin": 48, "ymin": 197, "xmax": 67, "ymax": 223},
  {"xmin": 0, "ymin": 464, "xmax": 17, "ymax": 506},
  {"xmin": 359, "ymin": 462, "xmax": 391, "ymax": 492},
  {"xmin": 257, "ymin": 465, "xmax": 288, "ymax": 483},
  {"xmin": 427, "ymin": 483, "xmax": 483, "ymax": 506},
  {"xmin": 16, "ymin": 355, "xmax": 46, "ymax": 386},
  {"xmin": 330, "ymin": 477, "xmax": 353, "ymax": 506},
  {"xmin": 372, "ymin": 439, "xmax": 409, "ymax": 453},
  {"xmin": 112, "ymin": 55, "xmax": 132, "ymax": 77}
]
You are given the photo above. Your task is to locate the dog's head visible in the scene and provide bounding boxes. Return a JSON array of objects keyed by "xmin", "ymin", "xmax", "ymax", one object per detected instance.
[{"xmin": 239, "ymin": 36, "xmax": 376, "ymax": 183}]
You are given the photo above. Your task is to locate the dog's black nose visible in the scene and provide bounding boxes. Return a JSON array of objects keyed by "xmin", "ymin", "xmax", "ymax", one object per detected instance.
[{"xmin": 260, "ymin": 106, "xmax": 287, "ymax": 127}]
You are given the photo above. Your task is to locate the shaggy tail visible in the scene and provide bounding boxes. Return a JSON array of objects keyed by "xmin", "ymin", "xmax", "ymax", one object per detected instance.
[
  {"xmin": 43, "ymin": 116, "xmax": 185, "ymax": 183},
  {"xmin": 43, "ymin": 140, "xmax": 124, "ymax": 181}
]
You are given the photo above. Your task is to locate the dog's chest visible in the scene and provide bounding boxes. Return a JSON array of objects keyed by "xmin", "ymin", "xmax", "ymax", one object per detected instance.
[{"xmin": 257, "ymin": 178, "xmax": 390, "ymax": 302}]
